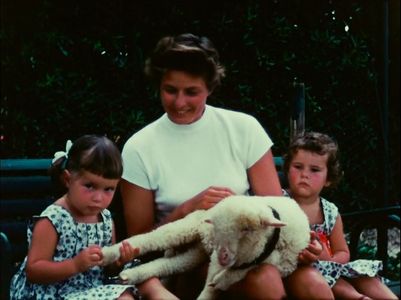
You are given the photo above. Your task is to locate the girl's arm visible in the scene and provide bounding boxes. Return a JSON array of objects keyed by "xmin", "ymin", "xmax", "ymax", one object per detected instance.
[
  {"xmin": 323, "ymin": 214, "xmax": 350, "ymax": 263},
  {"xmin": 247, "ymin": 150, "xmax": 283, "ymax": 196},
  {"xmin": 26, "ymin": 218, "xmax": 103, "ymax": 284},
  {"xmin": 298, "ymin": 231, "xmax": 323, "ymax": 264}
]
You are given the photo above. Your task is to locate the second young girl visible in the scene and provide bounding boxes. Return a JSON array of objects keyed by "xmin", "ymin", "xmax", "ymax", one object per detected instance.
[
  {"xmin": 10, "ymin": 135, "xmax": 141, "ymax": 300},
  {"xmin": 283, "ymin": 131, "xmax": 397, "ymax": 300}
]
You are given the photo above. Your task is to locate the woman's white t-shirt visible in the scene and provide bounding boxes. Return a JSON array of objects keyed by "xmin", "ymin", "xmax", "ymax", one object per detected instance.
[{"xmin": 122, "ymin": 105, "xmax": 273, "ymax": 222}]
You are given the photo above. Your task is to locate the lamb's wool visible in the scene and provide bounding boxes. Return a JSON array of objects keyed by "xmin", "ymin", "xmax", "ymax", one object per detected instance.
[{"xmin": 102, "ymin": 195, "xmax": 310, "ymax": 300}]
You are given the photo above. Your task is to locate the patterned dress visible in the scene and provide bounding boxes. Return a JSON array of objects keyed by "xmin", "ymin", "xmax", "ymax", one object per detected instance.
[
  {"xmin": 10, "ymin": 204, "xmax": 139, "ymax": 300},
  {"xmin": 311, "ymin": 197, "xmax": 382, "ymax": 287}
]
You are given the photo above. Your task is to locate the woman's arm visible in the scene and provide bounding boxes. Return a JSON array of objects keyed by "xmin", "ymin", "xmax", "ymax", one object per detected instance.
[
  {"xmin": 247, "ymin": 149, "xmax": 282, "ymax": 196},
  {"xmin": 158, "ymin": 186, "xmax": 235, "ymax": 226},
  {"xmin": 26, "ymin": 218, "xmax": 102, "ymax": 283},
  {"xmin": 120, "ymin": 179, "xmax": 156, "ymax": 235},
  {"xmin": 120, "ymin": 180, "xmax": 180, "ymax": 299},
  {"xmin": 104, "ymin": 222, "xmax": 139, "ymax": 276},
  {"xmin": 248, "ymin": 149, "xmax": 326, "ymax": 265},
  {"xmin": 121, "ymin": 179, "xmax": 235, "ymax": 232}
]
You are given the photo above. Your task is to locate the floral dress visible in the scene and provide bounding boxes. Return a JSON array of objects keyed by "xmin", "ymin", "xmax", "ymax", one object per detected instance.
[
  {"xmin": 10, "ymin": 204, "xmax": 140, "ymax": 300},
  {"xmin": 311, "ymin": 197, "xmax": 382, "ymax": 287}
]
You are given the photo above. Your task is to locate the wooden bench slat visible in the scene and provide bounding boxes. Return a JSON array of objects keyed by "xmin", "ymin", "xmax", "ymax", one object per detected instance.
[
  {"xmin": 0, "ymin": 198, "xmax": 55, "ymax": 218},
  {"xmin": 0, "ymin": 159, "xmax": 52, "ymax": 171},
  {"xmin": 0, "ymin": 176, "xmax": 53, "ymax": 195}
]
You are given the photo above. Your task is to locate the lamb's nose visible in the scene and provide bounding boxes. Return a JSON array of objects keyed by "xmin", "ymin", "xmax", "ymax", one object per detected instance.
[{"xmin": 218, "ymin": 247, "xmax": 230, "ymax": 266}]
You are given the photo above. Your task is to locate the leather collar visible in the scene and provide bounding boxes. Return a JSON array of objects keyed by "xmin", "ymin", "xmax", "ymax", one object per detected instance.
[{"xmin": 231, "ymin": 207, "xmax": 281, "ymax": 270}]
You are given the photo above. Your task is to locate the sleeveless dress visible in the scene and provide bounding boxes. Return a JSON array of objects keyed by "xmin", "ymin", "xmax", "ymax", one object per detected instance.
[
  {"xmin": 10, "ymin": 204, "xmax": 139, "ymax": 300},
  {"xmin": 311, "ymin": 198, "xmax": 382, "ymax": 287}
]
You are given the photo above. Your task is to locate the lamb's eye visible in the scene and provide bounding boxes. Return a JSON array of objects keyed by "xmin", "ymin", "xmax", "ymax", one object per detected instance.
[{"xmin": 242, "ymin": 226, "xmax": 254, "ymax": 232}]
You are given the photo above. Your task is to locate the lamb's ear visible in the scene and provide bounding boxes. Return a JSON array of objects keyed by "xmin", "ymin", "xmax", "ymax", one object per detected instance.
[{"xmin": 260, "ymin": 217, "xmax": 287, "ymax": 228}]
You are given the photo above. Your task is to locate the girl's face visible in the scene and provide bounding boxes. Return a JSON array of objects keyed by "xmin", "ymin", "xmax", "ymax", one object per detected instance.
[
  {"xmin": 288, "ymin": 149, "xmax": 330, "ymax": 201},
  {"xmin": 64, "ymin": 170, "xmax": 119, "ymax": 220},
  {"xmin": 160, "ymin": 70, "xmax": 210, "ymax": 124}
]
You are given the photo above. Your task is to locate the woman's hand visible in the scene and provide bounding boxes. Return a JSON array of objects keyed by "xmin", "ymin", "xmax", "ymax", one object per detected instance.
[
  {"xmin": 74, "ymin": 245, "xmax": 103, "ymax": 272},
  {"xmin": 298, "ymin": 231, "xmax": 323, "ymax": 265},
  {"xmin": 187, "ymin": 186, "xmax": 235, "ymax": 211}
]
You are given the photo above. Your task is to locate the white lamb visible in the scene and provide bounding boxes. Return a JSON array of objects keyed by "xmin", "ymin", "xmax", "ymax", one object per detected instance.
[{"xmin": 102, "ymin": 195, "xmax": 310, "ymax": 299}]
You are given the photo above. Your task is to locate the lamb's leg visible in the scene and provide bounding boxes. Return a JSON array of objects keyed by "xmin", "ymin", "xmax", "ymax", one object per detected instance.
[
  {"xmin": 198, "ymin": 251, "xmax": 249, "ymax": 299},
  {"xmin": 197, "ymin": 252, "xmax": 222, "ymax": 300},
  {"xmin": 197, "ymin": 280, "xmax": 217, "ymax": 300},
  {"xmin": 102, "ymin": 211, "xmax": 204, "ymax": 265},
  {"xmin": 211, "ymin": 267, "xmax": 249, "ymax": 291},
  {"xmin": 119, "ymin": 243, "xmax": 208, "ymax": 285}
]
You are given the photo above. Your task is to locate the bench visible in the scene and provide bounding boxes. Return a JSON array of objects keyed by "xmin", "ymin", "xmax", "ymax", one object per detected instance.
[
  {"xmin": 1, "ymin": 158, "xmax": 399, "ymax": 299},
  {"xmin": 0, "ymin": 159, "xmax": 55, "ymax": 300}
]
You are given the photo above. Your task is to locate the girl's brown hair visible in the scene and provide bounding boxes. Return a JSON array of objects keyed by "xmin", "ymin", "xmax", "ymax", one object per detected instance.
[
  {"xmin": 49, "ymin": 135, "xmax": 122, "ymax": 195},
  {"xmin": 283, "ymin": 132, "xmax": 343, "ymax": 188}
]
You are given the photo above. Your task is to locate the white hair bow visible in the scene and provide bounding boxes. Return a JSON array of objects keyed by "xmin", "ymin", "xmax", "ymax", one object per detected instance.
[{"xmin": 52, "ymin": 140, "xmax": 73, "ymax": 164}]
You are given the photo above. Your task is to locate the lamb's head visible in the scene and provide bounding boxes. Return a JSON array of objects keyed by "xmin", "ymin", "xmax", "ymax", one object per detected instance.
[{"xmin": 205, "ymin": 195, "xmax": 286, "ymax": 268}]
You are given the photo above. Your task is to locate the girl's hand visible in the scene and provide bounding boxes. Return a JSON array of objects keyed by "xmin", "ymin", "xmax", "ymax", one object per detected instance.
[
  {"xmin": 298, "ymin": 231, "xmax": 323, "ymax": 265},
  {"xmin": 319, "ymin": 242, "xmax": 333, "ymax": 261},
  {"xmin": 74, "ymin": 245, "xmax": 103, "ymax": 272},
  {"xmin": 188, "ymin": 186, "xmax": 235, "ymax": 211},
  {"xmin": 316, "ymin": 232, "xmax": 333, "ymax": 260},
  {"xmin": 114, "ymin": 240, "xmax": 139, "ymax": 267}
]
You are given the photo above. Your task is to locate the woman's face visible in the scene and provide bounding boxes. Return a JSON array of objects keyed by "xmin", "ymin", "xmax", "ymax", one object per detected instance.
[{"xmin": 160, "ymin": 70, "xmax": 210, "ymax": 124}]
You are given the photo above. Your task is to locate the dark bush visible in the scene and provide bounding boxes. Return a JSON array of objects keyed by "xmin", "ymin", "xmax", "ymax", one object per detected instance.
[{"xmin": 1, "ymin": 0, "xmax": 399, "ymax": 212}]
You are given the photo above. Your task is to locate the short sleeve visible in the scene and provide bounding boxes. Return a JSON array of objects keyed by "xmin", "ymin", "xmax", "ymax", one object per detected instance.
[
  {"xmin": 245, "ymin": 116, "xmax": 273, "ymax": 168},
  {"xmin": 121, "ymin": 138, "xmax": 152, "ymax": 189}
]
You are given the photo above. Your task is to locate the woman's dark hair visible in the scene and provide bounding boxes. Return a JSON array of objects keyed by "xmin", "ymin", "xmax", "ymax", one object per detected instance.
[
  {"xmin": 49, "ymin": 135, "xmax": 123, "ymax": 194},
  {"xmin": 144, "ymin": 33, "xmax": 225, "ymax": 92},
  {"xmin": 283, "ymin": 132, "xmax": 343, "ymax": 188}
]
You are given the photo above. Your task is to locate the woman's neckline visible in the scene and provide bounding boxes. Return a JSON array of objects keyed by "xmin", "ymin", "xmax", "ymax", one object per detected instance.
[{"xmin": 163, "ymin": 105, "xmax": 211, "ymax": 131}]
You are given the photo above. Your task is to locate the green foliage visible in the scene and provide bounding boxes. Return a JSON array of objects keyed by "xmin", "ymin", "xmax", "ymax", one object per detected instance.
[{"xmin": 1, "ymin": 0, "xmax": 399, "ymax": 212}]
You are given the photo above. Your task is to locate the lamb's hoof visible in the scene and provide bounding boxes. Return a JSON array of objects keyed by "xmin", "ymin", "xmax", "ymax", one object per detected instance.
[
  {"xmin": 119, "ymin": 271, "xmax": 134, "ymax": 284},
  {"xmin": 101, "ymin": 247, "xmax": 119, "ymax": 266},
  {"xmin": 102, "ymin": 244, "xmax": 120, "ymax": 266},
  {"xmin": 120, "ymin": 274, "xmax": 128, "ymax": 281},
  {"xmin": 119, "ymin": 274, "xmax": 129, "ymax": 285}
]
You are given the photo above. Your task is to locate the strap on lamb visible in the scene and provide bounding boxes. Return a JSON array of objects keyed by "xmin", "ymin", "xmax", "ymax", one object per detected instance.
[{"xmin": 231, "ymin": 206, "xmax": 281, "ymax": 270}]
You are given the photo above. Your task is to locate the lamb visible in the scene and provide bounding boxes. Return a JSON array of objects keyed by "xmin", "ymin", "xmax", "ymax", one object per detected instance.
[{"xmin": 101, "ymin": 195, "xmax": 310, "ymax": 299}]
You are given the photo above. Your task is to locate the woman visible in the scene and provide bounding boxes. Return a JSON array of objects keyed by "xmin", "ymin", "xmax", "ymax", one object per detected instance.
[{"xmin": 121, "ymin": 33, "xmax": 333, "ymax": 299}]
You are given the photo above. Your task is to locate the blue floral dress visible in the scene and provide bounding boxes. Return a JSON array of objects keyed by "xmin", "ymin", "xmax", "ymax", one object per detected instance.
[
  {"xmin": 311, "ymin": 197, "xmax": 382, "ymax": 287},
  {"xmin": 10, "ymin": 204, "xmax": 139, "ymax": 300}
]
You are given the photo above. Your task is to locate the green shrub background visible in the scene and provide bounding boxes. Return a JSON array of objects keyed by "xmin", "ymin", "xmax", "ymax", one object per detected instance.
[{"xmin": 1, "ymin": 1, "xmax": 399, "ymax": 212}]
